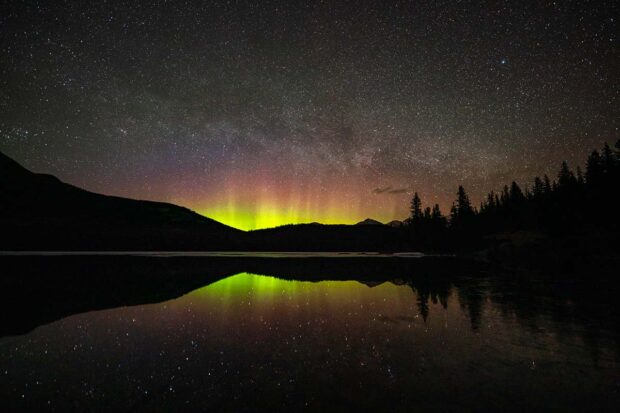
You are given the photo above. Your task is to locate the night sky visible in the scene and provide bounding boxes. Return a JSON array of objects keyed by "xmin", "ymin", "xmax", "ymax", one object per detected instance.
[{"xmin": 1, "ymin": 0, "xmax": 617, "ymax": 229}]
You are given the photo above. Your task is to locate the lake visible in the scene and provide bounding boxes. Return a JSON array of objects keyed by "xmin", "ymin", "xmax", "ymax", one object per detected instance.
[{"xmin": 0, "ymin": 255, "xmax": 618, "ymax": 412}]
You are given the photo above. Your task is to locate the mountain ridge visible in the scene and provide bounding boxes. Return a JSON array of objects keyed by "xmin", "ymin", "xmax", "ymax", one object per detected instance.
[
  {"xmin": 0, "ymin": 151, "xmax": 246, "ymax": 250},
  {"xmin": 0, "ymin": 151, "xmax": 409, "ymax": 251}
]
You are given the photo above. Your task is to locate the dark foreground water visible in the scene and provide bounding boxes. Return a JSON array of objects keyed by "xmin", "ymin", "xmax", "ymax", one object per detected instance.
[{"xmin": 0, "ymin": 255, "xmax": 618, "ymax": 412}]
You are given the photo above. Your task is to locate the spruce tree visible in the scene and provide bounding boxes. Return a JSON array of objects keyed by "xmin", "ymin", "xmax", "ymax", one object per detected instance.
[
  {"xmin": 500, "ymin": 185, "xmax": 510, "ymax": 205},
  {"xmin": 533, "ymin": 177, "xmax": 544, "ymax": 198},
  {"xmin": 543, "ymin": 175, "xmax": 552, "ymax": 193},
  {"xmin": 423, "ymin": 207, "xmax": 432, "ymax": 220},
  {"xmin": 509, "ymin": 181, "xmax": 524, "ymax": 202},
  {"xmin": 457, "ymin": 186, "xmax": 473, "ymax": 215},
  {"xmin": 602, "ymin": 143, "xmax": 614, "ymax": 174},
  {"xmin": 585, "ymin": 150, "xmax": 602, "ymax": 184},
  {"xmin": 485, "ymin": 191, "xmax": 496, "ymax": 209},
  {"xmin": 557, "ymin": 161, "xmax": 575, "ymax": 188},
  {"xmin": 450, "ymin": 203, "xmax": 458, "ymax": 223},
  {"xmin": 431, "ymin": 204, "xmax": 441, "ymax": 219},
  {"xmin": 452, "ymin": 186, "xmax": 474, "ymax": 227},
  {"xmin": 576, "ymin": 167, "xmax": 584, "ymax": 185},
  {"xmin": 431, "ymin": 204, "xmax": 445, "ymax": 226},
  {"xmin": 410, "ymin": 192, "xmax": 423, "ymax": 222}
]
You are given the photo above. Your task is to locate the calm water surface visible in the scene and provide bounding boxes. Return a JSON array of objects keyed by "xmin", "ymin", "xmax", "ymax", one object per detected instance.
[{"xmin": 1, "ymin": 270, "xmax": 619, "ymax": 412}]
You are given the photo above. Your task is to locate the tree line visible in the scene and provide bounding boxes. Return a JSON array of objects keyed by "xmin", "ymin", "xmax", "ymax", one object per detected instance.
[{"xmin": 405, "ymin": 140, "xmax": 620, "ymax": 251}]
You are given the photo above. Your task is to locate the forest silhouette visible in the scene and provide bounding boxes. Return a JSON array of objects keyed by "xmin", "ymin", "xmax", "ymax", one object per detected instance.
[
  {"xmin": 0, "ymin": 141, "xmax": 618, "ymax": 268},
  {"xmin": 403, "ymin": 141, "xmax": 619, "ymax": 268}
]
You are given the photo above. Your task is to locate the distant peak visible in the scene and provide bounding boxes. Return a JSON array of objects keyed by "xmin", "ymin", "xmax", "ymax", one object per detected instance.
[{"xmin": 355, "ymin": 218, "xmax": 384, "ymax": 226}]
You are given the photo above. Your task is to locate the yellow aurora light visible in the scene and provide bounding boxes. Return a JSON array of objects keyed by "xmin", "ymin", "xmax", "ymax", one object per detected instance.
[
  {"xmin": 180, "ymin": 171, "xmax": 411, "ymax": 230},
  {"xmin": 199, "ymin": 199, "xmax": 408, "ymax": 230},
  {"xmin": 201, "ymin": 202, "xmax": 361, "ymax": 230}
]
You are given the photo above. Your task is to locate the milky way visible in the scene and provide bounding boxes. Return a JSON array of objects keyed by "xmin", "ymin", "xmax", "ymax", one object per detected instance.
[{"xmin": 1, "ymin": 1, "xmax": 617, "ymax": 229}]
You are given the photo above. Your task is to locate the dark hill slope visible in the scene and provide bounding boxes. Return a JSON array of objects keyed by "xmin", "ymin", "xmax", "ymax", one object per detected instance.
[
  {"xmin": 0, "ymin": 152, "xmax": 243, "ymax": 250},
  {"xmin": 245, "ymin": 223, "xmax": 410, "ymax": 252},
  {"xmin": 0, "ymin": 151, "xmax": 411, "ymax": 251}
]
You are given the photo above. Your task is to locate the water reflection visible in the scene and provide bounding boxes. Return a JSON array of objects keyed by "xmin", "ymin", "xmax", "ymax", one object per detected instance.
[{"xmin": 0, "ymin": 257, "xmax": 619, "ymax": 412}]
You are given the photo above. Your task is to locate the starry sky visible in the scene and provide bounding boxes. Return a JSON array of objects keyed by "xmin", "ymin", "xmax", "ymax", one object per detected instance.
[{"xmin": 1, "ymin": 0, "xmax": 617, "ymax": 230}]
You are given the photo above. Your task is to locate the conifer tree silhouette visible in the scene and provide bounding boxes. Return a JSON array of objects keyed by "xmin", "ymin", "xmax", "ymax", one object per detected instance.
[{"xmin": 410, "ymin": 192, "xmax": 423, "ymax": 222}]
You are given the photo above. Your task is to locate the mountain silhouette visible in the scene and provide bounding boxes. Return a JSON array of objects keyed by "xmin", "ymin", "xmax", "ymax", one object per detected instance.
[
  {"xmin": 0, "ymin": 151, "xmax": 409, "ymax": 251},
  {"xmin": 355, "ymin": 218, "xmax": 384, "ymax": 225},
  {"xmin": 245, "ymin": 223, "xmax": 408, "ymax": 251},
  {"xmin": 0, "ymin": 151, "xmax": 243, "ymax": 250}
]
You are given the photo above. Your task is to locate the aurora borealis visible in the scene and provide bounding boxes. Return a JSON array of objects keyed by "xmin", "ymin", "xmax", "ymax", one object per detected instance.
[{"xmin": 1, "ymin": 1, "xmax": 617, "ymax": 230}]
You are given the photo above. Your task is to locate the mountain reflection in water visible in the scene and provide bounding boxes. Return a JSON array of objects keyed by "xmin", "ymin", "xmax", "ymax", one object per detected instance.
[{"xmin": 0, "ymin": 255, "xmax": 618, "ymax": 412}]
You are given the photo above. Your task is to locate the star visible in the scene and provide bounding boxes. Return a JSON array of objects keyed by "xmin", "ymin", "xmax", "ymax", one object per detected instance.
[{"xmin": 0, "ymin": 1, "xmax": 616, "ymax": 229}]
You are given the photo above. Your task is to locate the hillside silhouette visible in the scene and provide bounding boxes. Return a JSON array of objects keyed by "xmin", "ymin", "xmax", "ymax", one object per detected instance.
[
  {"xmin": 0, "ymin": 152, "xmax": 408, "ymax": 251},
  {"xmin": 0, "ymin": 151, "xmax": 243, "ymax": 250},
  {"xmin": 1, "ymin": 141, "xmax": 618, "ymax": 263}
]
